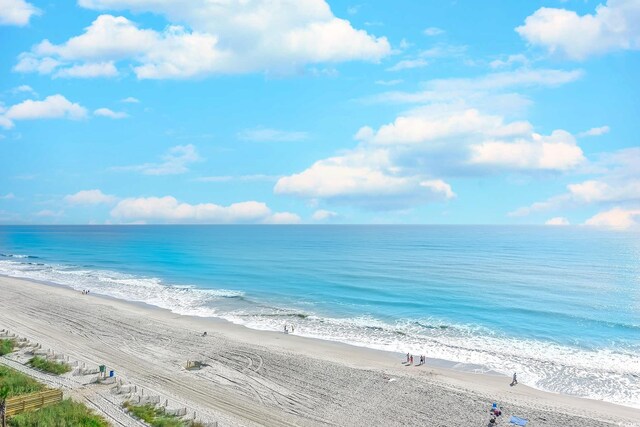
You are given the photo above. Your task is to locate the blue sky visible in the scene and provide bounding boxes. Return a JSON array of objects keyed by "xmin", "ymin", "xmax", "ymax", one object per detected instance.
[{"xmin": 0, "ymin": 0, "xmax": 639, "ymax": 227}]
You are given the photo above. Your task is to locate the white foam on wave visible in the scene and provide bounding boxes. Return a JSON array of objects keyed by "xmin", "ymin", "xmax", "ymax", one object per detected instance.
[
  {"xmin": 0, "ymin": 260, "xmax": 243, "ymax": 319},
  {"xmin": 1, "ymin": 258, "xmax": 638, "ymax": 408}
]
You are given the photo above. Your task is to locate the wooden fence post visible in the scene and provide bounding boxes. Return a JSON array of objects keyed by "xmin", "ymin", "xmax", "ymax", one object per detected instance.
[{"xmin": 1, "ymin": 399, "xmax": 7, "ymax": 427}]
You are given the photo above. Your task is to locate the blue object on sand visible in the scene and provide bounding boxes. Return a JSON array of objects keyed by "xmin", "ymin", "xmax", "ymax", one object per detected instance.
[
  {"xmin": 492, "ymin": 403, "xmax": 497, "ymax": 408},
  {"xmin": 509, "ymin": 416, "xmax": 528, "ymax": 426}
]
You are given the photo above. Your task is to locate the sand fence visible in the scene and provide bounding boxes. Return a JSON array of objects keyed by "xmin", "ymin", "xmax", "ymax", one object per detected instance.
[
  {"xmin": 5, "ymin": 389, "xmax": 64, "ymax": 417},
  {"xmin": 111, "ymin": 379, "xmax": 217, "ymax": 425},
  {"xmin": 2, "ymin": 329, "xmax": 218, "ymax": 426}
]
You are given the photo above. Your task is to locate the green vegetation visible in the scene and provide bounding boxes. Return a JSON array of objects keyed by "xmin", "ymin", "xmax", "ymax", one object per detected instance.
[
  {"xmin": 123, "ymin": 402, "xmax": 203, "ymax": 427},
  {"xmin": 123, "ymin": 402, "xmax": 182, "ymax": 427},
  {"xmin": 0, "ymin": 365, "xmax": 107, "ymax": 427},
  {"xmin": 0, "ymin": 365, "xmax": 45, "ymax": 398},
  {"xmin": 0, "ymin": 339, "xmax": 15, "ymax": 356},
  {"xmin": 27, "ymin": 356, "xmax": 71, "ymax": 375},
  {"xmin": 8, "ymin": 399, "xmax": 109, "ymax": 427}
]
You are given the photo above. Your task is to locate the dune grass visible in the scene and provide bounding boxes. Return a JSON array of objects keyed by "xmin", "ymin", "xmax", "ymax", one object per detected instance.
[
  {"xmin": 0, "ymin": 339, "xmax": 15, "ymax": 356},
  {"xmin": 27, "ymin": 356, "xmax": 71, "ymax": 375},
  {"xmin": 7, "ymin": 398, "xmax": 109, "ymax": 427},
  {"xmin": 0, "ymin": 365, "xmax": 46, "ymax": 398},
  {"xmin": 123, "ymin": 401, "xmax": 204, "ymax": 427},
  {"xmin": 123, "ymin": 402, "xmax": 183, "ymax": 427}
]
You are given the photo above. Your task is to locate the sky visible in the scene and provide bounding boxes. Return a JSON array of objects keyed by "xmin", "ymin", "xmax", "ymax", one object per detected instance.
[{"xmin": 0, "ymin": 0, "xmax": 639, "ymax": 227}]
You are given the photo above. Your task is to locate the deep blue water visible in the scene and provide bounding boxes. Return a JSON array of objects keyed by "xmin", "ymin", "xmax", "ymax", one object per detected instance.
[{"xmin": 1, "ymin": 225, "xmax": 639, "ymax": 406}]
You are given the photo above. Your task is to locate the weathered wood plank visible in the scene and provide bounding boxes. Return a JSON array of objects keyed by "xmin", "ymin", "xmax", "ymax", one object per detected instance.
[{"xmin": 6, "ymin": 389, "xmax": 63, "ymax": 416}]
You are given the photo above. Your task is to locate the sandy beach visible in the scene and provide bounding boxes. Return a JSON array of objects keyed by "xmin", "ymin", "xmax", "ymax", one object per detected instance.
[{"xmin": 0, "ymin": 275, "xmax": 637, "ymax": 427}]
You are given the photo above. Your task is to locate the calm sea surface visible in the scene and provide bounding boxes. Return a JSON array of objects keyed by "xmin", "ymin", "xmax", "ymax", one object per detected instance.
[{"xmin": 1, "ymin": 225, "xmax": 638, "ymax": 407}]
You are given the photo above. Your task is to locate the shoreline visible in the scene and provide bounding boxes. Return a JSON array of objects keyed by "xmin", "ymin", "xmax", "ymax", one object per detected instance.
[
  {"xmin": 0, "ymin": 274, "xmax": 511, "ymax": 377},
  {"xmin": 1, "ymin": 273, "xmax": 634, "ymax": 406},
  {"xmin": 1, "ymin": 275, "xmax": 638, "ymax": 426}
]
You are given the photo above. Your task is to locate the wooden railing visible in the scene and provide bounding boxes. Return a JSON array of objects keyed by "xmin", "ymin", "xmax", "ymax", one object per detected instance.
[{"xmin": 5, "ymin": 389, "xmax": 63, "ymax": 417}]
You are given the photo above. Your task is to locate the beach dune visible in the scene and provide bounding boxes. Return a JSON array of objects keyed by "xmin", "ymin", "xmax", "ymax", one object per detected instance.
[{"xmin": 0, "ymin": 276, "xmax": 637, "ymax": 426}]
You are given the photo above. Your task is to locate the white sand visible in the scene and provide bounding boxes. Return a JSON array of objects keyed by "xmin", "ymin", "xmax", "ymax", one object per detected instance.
[{"xmin": 0, "ymin": 276, "xmax": 637, "ymax": 426}]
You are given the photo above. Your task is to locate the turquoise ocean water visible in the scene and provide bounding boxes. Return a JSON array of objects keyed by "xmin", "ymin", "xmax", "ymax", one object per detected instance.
[{"xmin": 0, "ymin": 225, "xmax": 638, "ymax": 407}]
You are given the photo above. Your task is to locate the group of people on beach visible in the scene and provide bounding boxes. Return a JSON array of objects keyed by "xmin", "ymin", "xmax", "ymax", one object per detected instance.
[
  {"xmin": 81, "ymin": 289, "xmax": 90, "ymax": 295},
  {"xmin": 283, "ymin": 324, "xmax": 295, "ymax": 334},
  {"xmin": 404, "ymin": 353, "xmax": 426, "ymax": 366}
]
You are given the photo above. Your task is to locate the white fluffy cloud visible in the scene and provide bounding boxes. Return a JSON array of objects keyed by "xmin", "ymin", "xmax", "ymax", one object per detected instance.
[
  {"xmin": 14, "ymin": 56, "xmax": 61, "ymax": 74},
  {"xmin": 11, "ymin": 85, "xmax": 36, "ymax": 95},
  {"xmin": 510, "ymin": 178, "xmax": 640, "ymax": 217},
  {"xmin": 54, "ymin": 62, "xmax": 118, "ymax": 78},
  {"xmin": 17, "ymin": 1, "xmax": 390, "ymax": 79},
  {"xmin": 584, "ymin": 208, "xmax": 640, "ymax": 230},
  {"xmin": 469, "ymin": 130, "xmax": 584, "ymax": 171},
  {"xmin": 312, "ymin": 209, "xmax": 338, "ymax": 221},
  {"xmin": 387, "ymin": 59, "xmax": 428, "ymax": 72},
  {"xmin": 517, "ymin": 0, "xmax": 640, "ymax": 60},
  {"xmin": 110, "ymin": 196, "xmax": 299, "ymax": 224},
  {"xmin": 545, "ymin": 217, "xmax": 570, "ymax": 226},
  {"xmin": 275, "ymin": 152, "xmax": 404, "ymax": 198},
  {"xmin": 94, "ymin": 108, "xmax": 128, "ymax": 119},
  {"xmin": 277, "ymin": 99, "xmax": 586, "ymax": 210},
  {"xmin": 0, "ymin": 116, "xmax": 13, "ymax": 129},
  {"xmin": 0, "ymin": 0, "xmax": 40, "ymax": 26},
  {"xmin": 356, "ymin": 106, "xmax": 583, "ymax": 172},
  {"xmin": 275, "ymin": 147, "xmax": 456, "ymax": 209},
  {"xmin": 65, "ymin": 189, "xmax": 118, "ymax": 205},
  {"xmin": 572, "ymin": 177, "xmax": 640, "ymax": 203},
  {"xmin": 375, "ymin": 79, "xmax": 403, "ymax": 86},
  {"xmin": 510, "ymin": 147, "xmax": 640, "ymax": 219},
  {"xmin": 263, "ymin": 212, "xmax": 302, "ymax": 224},
  {"xmin": 277, "ymin": 65, "xmax": 584, "ymax": 212},
  {"xmin": 0, "ymin": 95, "xmax": 87, "ymax": 129},
  {"xmin": 356, "ymin": 108, "xmax": 531, "ymax": 146},
  {"xmin": 578, "ymin": 126, "xmax": 610, "ymax": 137},
  {"xmin": 489, "ymin": 54, "xmax": 530, "ymax": 70},
  {"xmin": 114, "ymin": 144, "xmax": 201, "ymax": 175}
]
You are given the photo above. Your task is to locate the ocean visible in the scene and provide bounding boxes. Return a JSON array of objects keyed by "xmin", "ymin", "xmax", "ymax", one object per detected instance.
[{"xmin": 0, "ymin": 225, "xmax": 638, "ymax": 407}]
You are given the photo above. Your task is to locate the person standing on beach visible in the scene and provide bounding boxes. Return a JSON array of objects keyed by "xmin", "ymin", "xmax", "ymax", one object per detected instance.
[
  {"xmin": 406, "ymin": 353, "xmax": 410, "ymax": 363},
  {"xmin": 511, "ymin": 372, "xmax": 518, "ymax": 386},
  {"xmin": 409, "ymin": 355, "xmax": 413, "ymax": 365}
]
